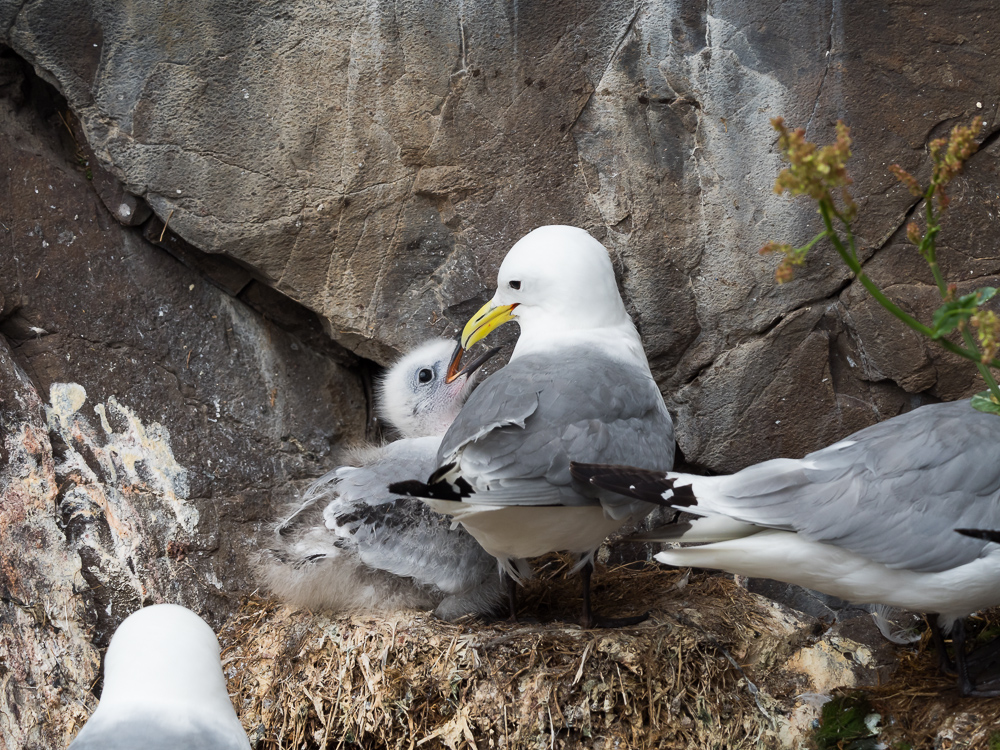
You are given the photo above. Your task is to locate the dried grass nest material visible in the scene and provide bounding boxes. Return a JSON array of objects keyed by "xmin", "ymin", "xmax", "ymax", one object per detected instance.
[
  {"xmin": 220, "ymin": 564, "xmax": 791, "ymax": 750},
  {"xmin": 219, "ymin": 560, "xmax": 1000, "ymax": 750}
]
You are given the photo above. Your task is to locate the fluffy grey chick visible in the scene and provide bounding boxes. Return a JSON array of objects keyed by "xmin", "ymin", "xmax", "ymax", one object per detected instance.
[{"xmin": 259, "ymin": 338, "xmax": 508, "ymax": 621}]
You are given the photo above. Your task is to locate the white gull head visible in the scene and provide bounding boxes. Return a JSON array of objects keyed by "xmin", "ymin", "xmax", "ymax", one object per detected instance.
[
  {"xmin": 463, "ymin": 225, "xmax": 644, "ymax": 363},
  {"xmin": 97, "ymin": 604, "xmax": 238, "ymax": 719},
  {"xmin": 71, "ymin": 603, "xmax": 249, "ymax": 749}
]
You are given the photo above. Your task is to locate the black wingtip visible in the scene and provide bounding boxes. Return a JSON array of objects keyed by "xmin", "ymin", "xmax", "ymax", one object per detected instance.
[
  {"xmin": 570, "ymin": 462, "xmax": 691, "ymax": 506},
  {"xmin": 388, "ymin": 465, "xmax": 474, "ymax": 502},
  {"xmin": 428, "ymin": 462, "xmax": 457, "ymax": 485},
  {"xmin": 956, "ymin": 528, "xmax": 1000, "ymax": 544},
  {"xmin": 388, "ymin": 464, "xmax": 459, "ymax": 498},
  {"xmin": 388, "ymin": 480, "xmax": 431, "ymax": 497},
  {"xmin": 627, "ymin": 521, "xmax": 693, "ymax": 542}
]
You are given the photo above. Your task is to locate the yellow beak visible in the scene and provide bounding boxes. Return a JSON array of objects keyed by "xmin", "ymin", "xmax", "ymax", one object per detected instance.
[{"xmin": 461, "ymin": 300, "xmax": 519, "ymax": 349}]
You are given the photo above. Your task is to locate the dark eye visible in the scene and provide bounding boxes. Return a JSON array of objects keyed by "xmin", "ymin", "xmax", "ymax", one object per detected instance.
[
  {"xmin": 509, "ymin": 280, "xmax": 521, "ymax": 290},
  {"xmin": 417, "ymin": 368, "xmax": 433, "ymax": 383}
]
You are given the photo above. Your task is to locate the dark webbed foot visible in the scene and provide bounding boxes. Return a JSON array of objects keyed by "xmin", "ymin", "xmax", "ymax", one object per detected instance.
[
  {"xmin": 964, "ymin": 633, "xmax": 1000, "ymax": 672},
  {"xmin": 578, "ymin": 561, "xmax": 648, "ymax": 629}
]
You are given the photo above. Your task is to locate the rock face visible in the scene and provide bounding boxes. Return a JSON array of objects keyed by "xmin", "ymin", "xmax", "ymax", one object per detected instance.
[
  {"xmin": 5, "ymin": 1, "xmax": 1000, "ymax": 470},
  {"xmin": 2, "ymin": 2, "xmax": 1000, "ymax": 748}
]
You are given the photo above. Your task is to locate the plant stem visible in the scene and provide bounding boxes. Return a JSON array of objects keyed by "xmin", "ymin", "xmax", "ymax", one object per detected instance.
[
  {"xmin": 924, "ymin": 185, "xmax": 1000, "ymax": 401},
  {"xmin": 800, "ymin": 230, "xmax": 828, "ymax": 254},
  {"xmin": 922, "ymin": 189, "xmax": 948, "ymax": 296},
  {"xmin": 819, "ymin": 204, "xmax": 933, "ymax": 336},
  {"xmin": 818, "ymin": 202, "xmax": 1000, "ymax": 370}
]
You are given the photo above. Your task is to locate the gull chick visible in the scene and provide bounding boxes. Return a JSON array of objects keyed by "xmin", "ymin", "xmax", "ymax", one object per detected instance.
[
  {"xmin": 392, "ymin": 226, "xmax": 675, "ymax": 627},
  {"xmin": 572, "ymin": 399, "xmax": 1000, "ymax": 695},
  {"xmin": 259, "ymin": 338, "xmax": 507, "ymax": 621},
  {"xmin": 69, "ymin": 604, "xmax": 249, "ymax": 749}
]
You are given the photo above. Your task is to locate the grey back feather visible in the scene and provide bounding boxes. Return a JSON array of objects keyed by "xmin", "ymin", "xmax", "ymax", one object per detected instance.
[
  {"xmin": 695, "ymin": 400, "xmax": 1000, "ymax": 573},
  {"xmin": 438, "ymin": 348, "xmax": 675, "ymax": 515}
]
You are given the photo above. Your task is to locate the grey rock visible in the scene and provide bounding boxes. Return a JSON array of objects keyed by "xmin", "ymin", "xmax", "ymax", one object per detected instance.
[{"xmin": 5, "ymin": 1, "xmax": 999, "ymax": 474}]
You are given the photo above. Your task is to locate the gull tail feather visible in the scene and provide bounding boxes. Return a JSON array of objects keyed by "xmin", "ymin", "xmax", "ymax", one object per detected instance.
[
  {"xmin": 630, "ymin": 516, "xmax": 761, "ymax": 544},
  {"xmin": 570, "ymin": 462, "xmax": 696, "ymax": 507}
]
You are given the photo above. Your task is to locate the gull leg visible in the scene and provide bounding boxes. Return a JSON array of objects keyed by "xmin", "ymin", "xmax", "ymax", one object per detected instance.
[
  {"xmin": 505, "ymin": 570, "xmax": 518, "ymax": 621},
  {"xmin": 929, "ymin": 614, "xmax": 956, "ymax": 675},
  {"xmin": 579, "ymin": 561, "xmax": 649, "ymax": 629},
  {"xmin": 481, "ymin": 570, "xmax": 525, "ymax": 625},
  {"xmin": 953, "ymin": 619, "xmax": 976, "ymax": 695}
]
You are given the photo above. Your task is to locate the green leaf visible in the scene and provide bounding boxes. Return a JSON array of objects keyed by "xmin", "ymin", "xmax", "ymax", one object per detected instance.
[
  {"xmin": 971, "ymin": 390, "xmax": 1000, "ymax": 416},
  {"xmin": 977, "ymin": 286, "xmax": 998, "ymax": 303},
  {"xmin": 931, "ymin": 288, "xmax": 998, "ymax": 338},
  {"xmin": 813, "ymin": 693, "xmax": 881, "ymax": 750}
]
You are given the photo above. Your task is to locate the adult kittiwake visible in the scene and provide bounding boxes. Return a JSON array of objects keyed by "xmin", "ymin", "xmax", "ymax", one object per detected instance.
[
  {"xmin": 259, "ymin": 338, "xmax": 509, "ymax": 621},
  {"xmin": 69, "ymin": 604, "xmax": 249, "ymax": 749},
  {"xmin": 571, "ymin": 399, "xmax": 1000, "ymax": 695},
  {"xmin": 391, "ymin": 226, "xmax": 675, "ymax": 628}
]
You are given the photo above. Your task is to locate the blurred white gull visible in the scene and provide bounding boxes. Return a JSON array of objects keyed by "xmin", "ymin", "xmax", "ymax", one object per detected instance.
[
  {"xmin": 259, "ymin": 337, "xmax": 508, "ymax": 621},
  {"xmin": 69, "ymin": 604, "xmax": 249, "ymax": 750},
  {"xmin": 391, "ymin": 226, "xmax": 675, "ymax": 628},
  {"xmin": 571, "ymin": 399, "xmax": 1000, "ymax": 695}
]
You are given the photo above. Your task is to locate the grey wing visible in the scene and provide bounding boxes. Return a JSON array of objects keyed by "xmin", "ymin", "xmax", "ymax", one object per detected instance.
[
  {"xmin": 438, "ymin": 350, "xmax": 675, "ymax": 509},
  {"xmin": 697, "ymin": 400, "xmax": 1000, "ymax": 572},
  {"xmin": 326, "ymin": 438, "xmax": 500, "ymax": 594},
  {"xmin": 70, "ymin": 717, "xmax": 248, "ymax": 750}
]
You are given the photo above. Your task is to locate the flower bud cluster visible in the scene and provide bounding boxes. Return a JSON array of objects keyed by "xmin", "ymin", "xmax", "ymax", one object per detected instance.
[
  {"xmin": 759, "ymin": 242, "xmax": 802, "ymax": 284},
  {"xmin": 772, "ymin": 118, "xmax": 857, "ymax": 221},
  {"xmin": 972, "ymin": 310, "xmax": 1000, "ymax": 364}
]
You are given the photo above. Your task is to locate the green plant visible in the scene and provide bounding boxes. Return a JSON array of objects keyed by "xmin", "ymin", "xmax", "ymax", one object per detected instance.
[
  {"xmin": 762, "ymin": 116, "xmax": 1000, "ymax": 414},
  {"xmin": 811, "ymin": 693, "xmax": 881, "ymax": 750}
]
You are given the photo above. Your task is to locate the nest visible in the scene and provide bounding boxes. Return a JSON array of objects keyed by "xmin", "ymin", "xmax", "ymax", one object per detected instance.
[
  {"xmin": 220, "ymin": 561, "xmax": 1000, "ymax": 749},
  {"xmin": 220, "ymin": 562, "xmax": 786, "ymax": 749}
]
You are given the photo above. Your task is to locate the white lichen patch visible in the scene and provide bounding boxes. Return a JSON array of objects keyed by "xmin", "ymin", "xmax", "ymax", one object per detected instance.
[
  {"xmin": 785, "ymin": 636, "xmax": 867, "ymax": 694},
  {"xmin": 44, "ymin": 383, "xmax": 195, "ymax": 602},
  {"xmin": 47, "ymin": 383, "xmax": 194, "ymax": 528},
  {"xmin": 94, "ymin": 395, "xmax": 195, "ymax": 531},
  {"xmin": 48, "ymin": 381, "xmax": 87, "ymax": 423},
  {"xmin": 1, "ymin": 372, "xmax": 99, "ymax": 750}
]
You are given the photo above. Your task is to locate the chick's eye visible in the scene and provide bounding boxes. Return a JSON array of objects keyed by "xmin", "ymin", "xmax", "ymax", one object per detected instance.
[
  {"xmin": 417, "ymin": 368, "xmax": 433, "ymax": 383},
  {"xmin": 509, "ymin": 280, "xmax": 521, "ymax": 290}
]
